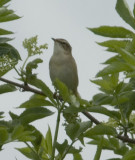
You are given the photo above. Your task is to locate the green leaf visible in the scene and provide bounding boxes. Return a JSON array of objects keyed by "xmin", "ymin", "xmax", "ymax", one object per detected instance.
[
  {"xmin": 84, "ymin": 124, "xmax": 117, "ymax": 137},
  {"xmin": 26, "ymin": 58, "xmax": 43, "ymax": 75},
  {"xmin": 11, "ymin": 124, "xmax": 35, "ymax": 142},
  {"xmin": 119, "ymin": 92, "xmax": 135, "ymax": 119},
  {"xmin": 93, "ymin": 92, "xmax": 129, "ymax": 106},
  {"xmin": 91, "ymin": 79, "xmax": 112, "ymax": 92},
  {"xmin": 0, "ymin": 8, "xmax": 21, "ymax": 22},
  {"xmin": 117, "ymin": 48, "xmax": 135, "ymax": 67},
  {"xmin": 56, "ymin": 140, "xmax": 68, "ymax": 156},
  {"xmin": 0, "ymin": 43, "xmax": 21, "ymax": 60},
  {"xmin": 30, "ymin": 94, "xmax": 46, "ymax": 99},
  {"xmin": 28, "ymin": 77, "xmax": 55, "ymax": 104},
  {"xmin": 16, "ymin": 147, "xmax": 40, "ymax": 160},
  {"xmin": 64, "ymin": 106, "xmax": 84, "ymax": 114},
  {"xmin": 98, "ymin": 40, "xmax": 130, "ymax": 50},
  {"xmin": 109, "ymin": 137, "xmax": 119, "ymax": 149},
  {"xmin": 88, "ymin": 106, "xmax": 120, "ymax": 120},
  {"xmin": 91, "ymin": 74, "xmax": 119, "ymax": 94},
  {"xmin": 0, "ymin": 37, "xmax": 12, "ymax": 43},
  {"xmin": 103, "ymin": 56, "xmax": 123, "ymax": 64},
  {"xmin": 45, "ymin": 127, "xmax": 52, "ymax": 156},
  {"xmin": 39, "ymin": 127, "xmax": 52, "ymax": 158},
  {"xmin": 94, "ymin": 137, "xmax": 103, "ymax": 160},
  {"xmin": 115, "ymin": 81, "xmax": 133, "ymax": 94},
  {"xmin": 73, "ymin": 153, "xmax": 83, "ymax": 160},
  {"xmin": 114, "ymin": 145, "xmax": 129, "ymax": 156},
  {"xmin": 0, "ymin": 0, "xmax": 10, "ymax": 7},
  {"xmin": 19, "ymin": 107, "xmax": 54, "ymax": 124},
  {"xmin": 122, "ymin": 148, "xmax": 135, "ymax": 160},
  {"xmin": 0, "ymin": 112, "xmax": 4, "ymax": 119},
  {"xmin": 93, "ymin": 93, "xmax": 113, "ymax": 105},
  {"xmin": 0, "ymin": 84, "xmax": 16, "ymax": 94},
  {"xmin": 54, "ymin": 79, "xmax": 70, "ymax": 102},
  {"xmin": 19, "ymin": 132, "xmax": 35, "ymax": 142},
  {"xmin": 126, "ymin": 71, "xmax": 135, "ymax": 78},
  {"xmin": 25, "ymin": 125, "xmax": 42, "ymax": 148},
  {"xmin": 56, "ymin": 140, "xmax": 82, "ymax": 155},
  {"xmin": 90, "ymin": 136, "xmax": 120, "ymax": 152},
  {"xmin": 0, "ymin": 120, "xmax": 17, "ymax": 130},
  {"xmin": 18, "ymin": 98, "xmax": 53, "ymax": 108},
  {"xmin": 88, "ymin": 136, "xmax": 115, "ymax": 150},
  {"xmin": 124, "ymin": 35, "xmax": 135, "ymax": 53},
  {"xmin": 0, "ymin": 7, "xmax": 13, "ymax": 16},
  {"xmin": 66, "ymin": 121, "xmax": 92, "ymax": 140},
  {"xmin": 0, "ymin": 28, "xmax": 13, "ymax": 35},
  {"xmin": 9, "ymin": 111, "xmax": 19, "ymax": 120},
  {"xmin": 68, "ymin": 146, "xmax": 82, "ymax": 154},
  {"xmin": 11, "ymin": 125, "xmax": 24, "ymax": 139},
  {"xmin": 0, "ymin": 127, "xmax": 8, "ymax": 144},
  {"xmin": 88, "ymin": 26, "xmax": 134, "ymax": 38},
  {"xmin": 116, "ymin": 0, "xmax": 135, "ymax": 30},
  {"xmin": 96, "ymin": 62, "xmax": 132, "ymax": 77}
]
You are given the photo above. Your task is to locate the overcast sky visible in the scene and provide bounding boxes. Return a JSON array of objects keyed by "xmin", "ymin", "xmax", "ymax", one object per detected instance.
[{"xmin": 0, "ymin": 0, "xmax": 134, "ymax": 160}]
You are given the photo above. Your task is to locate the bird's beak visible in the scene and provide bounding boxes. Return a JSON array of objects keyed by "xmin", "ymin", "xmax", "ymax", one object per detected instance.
[{"xmin": 52, "ymin": 38, "xmax": 56, "ymax": 41}]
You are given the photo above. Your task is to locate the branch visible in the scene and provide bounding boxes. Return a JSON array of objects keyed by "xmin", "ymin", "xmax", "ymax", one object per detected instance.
[
  {"xmin": 0, "ymin": 77, "xmax": 100, "ymax": 124},
  {"xmin": 0, "ymin": 77, "xmax": 44, "ymax": 96},
  {"xmin": 51, "ymin": 108, "xmax": 61, "ymax": 160},
  {"xmin": 1, "ymin": 77, "xmax": 135, "ymax": 144},
  {"xmin": 117, "ymin": 135, "xmax": 135, "ymax": 143},
  {"xmin": 82, "ymin": 111, "xmax": 100, "ymax": 125}
]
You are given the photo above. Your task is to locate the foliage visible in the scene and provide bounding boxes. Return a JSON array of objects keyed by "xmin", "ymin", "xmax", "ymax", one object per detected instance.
[
  {"xmin": 1, "ymin": 0, "xmax": 135, "ymax": 160},
  {"xmin": 0, "ymin": 0, "xmax": 21, "ymax": 77}
]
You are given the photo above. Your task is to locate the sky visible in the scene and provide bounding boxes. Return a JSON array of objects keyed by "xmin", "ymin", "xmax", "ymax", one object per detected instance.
[{"xmin": 0, "ymin": 0, "xmax": 134, "ymax": 159}]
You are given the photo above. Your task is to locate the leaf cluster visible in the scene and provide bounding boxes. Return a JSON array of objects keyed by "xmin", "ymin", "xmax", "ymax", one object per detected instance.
[
  {"xmin": 85, "ymin": 0, "xmax": 135, "ymax": 159},
  {"xmin": 0, "ymin": 0, "xmax": 21, "ymax": 77}
]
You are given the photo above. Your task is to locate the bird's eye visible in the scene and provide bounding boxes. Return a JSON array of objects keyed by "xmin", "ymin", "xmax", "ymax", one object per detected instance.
[
  {"xmin": 62, "ymin": 42, "xmax": 66, "ymax": 45},
  {"xmin": 61, "ymin": 42, "xmax": 67, "ymax": 48}
]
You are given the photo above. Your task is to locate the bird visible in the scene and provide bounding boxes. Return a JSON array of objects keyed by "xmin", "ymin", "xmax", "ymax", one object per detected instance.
[{"xmin": 49, "ymin": 38, "xmax": 79, "ymax": 96}]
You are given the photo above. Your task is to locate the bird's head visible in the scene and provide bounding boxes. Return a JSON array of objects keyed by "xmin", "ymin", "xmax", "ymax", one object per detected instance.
[{"xmin": 52, "ymin": 38, "xmax": 72, "ymax": 55}]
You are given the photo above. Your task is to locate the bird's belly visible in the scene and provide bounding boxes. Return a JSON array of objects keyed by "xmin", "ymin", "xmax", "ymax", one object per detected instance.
[{"xmin": 50, "ymin": 59, "xmax": 76, "ymax": 92}]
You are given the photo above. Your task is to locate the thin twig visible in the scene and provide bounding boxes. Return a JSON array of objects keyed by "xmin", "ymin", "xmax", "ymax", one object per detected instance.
[
  {"xmin": 117, "ymin": 135, "xmax": 135, "ymax": 143},
  {"xmin": 82, "ymin": 111, "xmax": 100, "ymax": 125},
  {"xmin": 0, "ymin": 77, "xmax": 45, "ymax": 96},
  {"xmin": 51, "ymin": 106, "xmax": 61, "ymax": 160}
]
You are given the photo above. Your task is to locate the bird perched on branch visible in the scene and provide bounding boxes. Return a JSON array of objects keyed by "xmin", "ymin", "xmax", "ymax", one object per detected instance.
[{"xmin": 49, "ymin": 38, "xmax": 79, "ymax": 96}]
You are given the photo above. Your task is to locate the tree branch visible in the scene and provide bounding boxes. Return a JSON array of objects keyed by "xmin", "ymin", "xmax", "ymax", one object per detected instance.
[
  {"xmin": 82, "ymin": 111, "xmax": 100, "ymax": 125},
  {"xmin": 0, "ymin": 77, "xmax": 45, "ymax": 96},
  {"xmin": 117, "ymin": 135, "xmax": 135, "ymax": 143},
  {"xmin": 1, "ymin": 77, "xmax": 135, "ymax": 144}
]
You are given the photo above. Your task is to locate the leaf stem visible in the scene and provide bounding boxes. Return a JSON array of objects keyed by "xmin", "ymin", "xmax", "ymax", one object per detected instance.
[
  {"xmin": 51, "ymin": 107, "xmax": 61, "ymax": 160},
  {"xmin": 21, "ymin": 55, "xmax": 29, "ymax": 72},
  {"xmin": 61, "ymin": 139, "xmax": 76, "ymax": 160},
  {"xmin": 25, "ymin": 142, "xmax": 42, "ymax": 160},
  {"xmin": 115, "ymin": 94, "xmax": 126, "ymax": 126},
  {"xmin": 14, "ymin": 66, "xmax": 21, "ymax": 76},
  {"xmin": 94, "ymin": 137, "xmax": 103, "ymax": 160}
]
